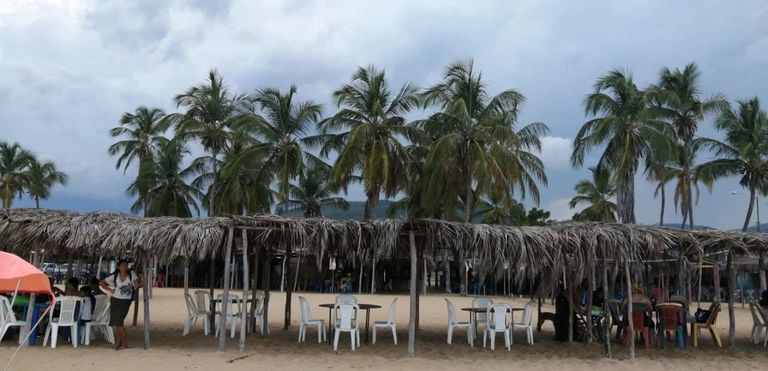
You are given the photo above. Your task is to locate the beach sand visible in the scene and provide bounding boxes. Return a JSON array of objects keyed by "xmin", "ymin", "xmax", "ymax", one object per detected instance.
[{"xmin": 2, "ymin": 288, "xmax": 767, "ymax": 370}]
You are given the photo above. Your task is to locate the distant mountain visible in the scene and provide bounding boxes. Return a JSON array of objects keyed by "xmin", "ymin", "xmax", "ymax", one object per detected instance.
[
  {"xmin": 658, "ymin": 223, "xmax": 717, "ymax": 231},
  {"xmin": 282, "ymin": 200, "xmax": 407, "ymax": 220},
  {"xmin": 736, "ymin": 223, "xmax": 768, "ymax": 233}
]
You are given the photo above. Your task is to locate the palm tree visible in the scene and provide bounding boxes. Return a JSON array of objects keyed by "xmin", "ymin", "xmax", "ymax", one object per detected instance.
[
  {"xmin": 171, "ymin": 69, "xmax": 253, "ymax": 215},
  {"xmin": 275, "ymin": 163, "xmax": 349, "ymax": 217},
  {"xmin": 572, "ymin": 69, "xmax": 673, "ymax": 223},
  {"xmin": 318, "ymin": 65, "xmax": 419, "ymax": 220},
  {"xmin": 244, "ymin": 85, "xmax": 323, "ymax": 205},
  {"xmin": 420, "ymin": 59, "xmax": 549, "ymax": 222},
  {"xmin": 652, "ymin": 63, "xmax": 726, "ymax": 142},
  {"xmin": 569, "ymin": 167, "xmax": 617, "ymax": 222},
  {"xmin": 127, "ymin": 139, "xmax": 202, "ymax": 217},
  {"xmin": 662, "ymin": 140, "xmax": 705, "ymax": 230},
  {"xmin": 207, "ymin": 132, "xmax": 273, "ymax": 215},
  {"xmin": 644, "ymin": 154, "xmax": 675, "ymax": 226},
  {"xmin": 697, "ymin": 98, "xmax": 768, "ymax": 232},
  {"xmin": 26, "ymin": 158, "xmax": 68, "ymax": 208},
  {"xmin": 108, "ymin": 106, "xmax": 169, "ymax": 215},
  {"xmin": 0, "ymin": 141, "xmax": 35, "ymax": 208}
]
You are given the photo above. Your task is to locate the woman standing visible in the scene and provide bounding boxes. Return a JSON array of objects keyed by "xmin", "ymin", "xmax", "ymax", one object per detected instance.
[{"xmin": 100, "ymin": 259, "xmax": 142, "ymax": 350}]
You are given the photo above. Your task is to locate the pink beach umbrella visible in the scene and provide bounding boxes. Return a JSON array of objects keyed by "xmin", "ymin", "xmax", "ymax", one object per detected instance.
[{"xmin": 0, "ymin": 251, "xmax": 54, "ymax": 301}]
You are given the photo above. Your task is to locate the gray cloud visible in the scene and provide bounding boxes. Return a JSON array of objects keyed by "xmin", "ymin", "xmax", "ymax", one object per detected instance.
[{"xmin": 1, "ymin": 0, "xmax": 767, "ymax": 229}]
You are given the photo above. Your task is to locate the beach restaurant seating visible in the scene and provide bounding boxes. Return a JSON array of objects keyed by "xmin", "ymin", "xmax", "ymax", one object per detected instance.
[
  {"xmin": 335, "ymin": 294, "xmax": 357, "ymax": 304},
  {"xmin": 252, "ymin": 295, "xmax": 269, "ymax": 335},
  {"xmin": 483, "ymin": 303, "xmax": 512, "ymax": 351},
  {"xmin": 214, "ymin": 293, "xmax": 242, "ymax": 338},
  {"xmin": 623, "ymin": 303, "xmax": 652, "ymax": 349},
  {"xmin": 749, "ymin": 301, "xmax": 766, "ymax": 344},
  {"xmin": 333, "ymin": 302, "xmax": 360, "ymax": 352},
  {"xmin": 194, "ymin": 290, "xmax": 212, "ymax": 336},
  {"xmin": 472, "ymin": 297, "xmax": 493, "ymax": 336},
  {"xmin": 83, "ymin": 294, "xmax": 114, "ymax": 345},
  {"xmin": 692, "ymin": 301, "xmax": 722, "ymax": 348},
  {"xmin": 298, "ymin": 296, "xmax": 325, "ymax": 344},
  {"xmin": 445, "ymin": 299, "xmax": 473, "ymax": 346},
  {"xmin": 0, "ymin": 296, "xmax": 26, "ymax": 344},
  {"xmin": 43, "ymin": 296, "xmax": 80, "ymax": 348},
  {"xmin": 655, "ymin": 302, "xmax": 684, "ymax": 348},
  {"xmin": 513, "ymin": 301, "xmax": 534, "ymax": 344},
  {"xmin": 372, "ymin": 298, "xmax": 398, "ymax": 345},
  {"xmin": 607, "ymin": 299, "xmax": 624, "ymax": 339},
  {"xmin": 183, "ymin": 292, "xmax": 209, "ymax": 336}
]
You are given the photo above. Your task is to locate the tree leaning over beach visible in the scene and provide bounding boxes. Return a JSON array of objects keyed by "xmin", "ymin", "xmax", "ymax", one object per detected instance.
[
  {"xmin": 419, "ymin": 59, "xmax": 548, "ymax": 222},
  {"xmin": 696, "ymin": 97, "xmax": 768, "ymax": 232},
  {"xmin": 572, "ymin": 69, "xmax": 673, "ymax": 224}
]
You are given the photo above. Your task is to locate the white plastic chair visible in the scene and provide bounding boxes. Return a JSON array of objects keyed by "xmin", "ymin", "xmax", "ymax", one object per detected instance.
[
  {"xmin": 214, "ymin": 293, "xmax": 242, "ymax": 338},
  {"xmin": 83, "ymin": 294, "xmax": 114, "ymax": 345},
  {"xmin": 757, "ymin": 304, "xmax": 768, "ymax": 347},
  {"xmin": 253, "ymin": 295, "xmax": 269, "ymax": 335},
  {"xmin": 750, "ymin": 301, "xmax": 766, "ymax": 344},
  {"xmin": 183, "ymin": 293, "xmax": 210, "ymax": 336},
  {"xmin": 333, "ymin": 302, "xmax": 360, "ymax": 351},
  {"xmin": 43, "ymin": 296, "xmax": 80, "ymax": 348},
  {"xmin": 472, "ymin": 297, "xmax": 493, "ymax": 337},
  {"xmin": 445, "ymin": 298, "xmax": 473, "ymax": 346},
  {"xmin": 513, "ymin": 301, "xmax": 534, "ymax": 344},
  {"xmin": 335, "ymin": 294, "xmax": 357, "ymax": 304},
  {"xmin": 372, "ymin": 298, "xmax": 398, "ymax": 345},
  {"xmin": 483, "ymin": 303, "xmax": 512, "ymax": 351},
  {"xmin": 298, "ymin": 296, "xmax": 325, "ymax": 343},
  {"xmin": 0, "ymin": 296, "xmax": 26, "ymax": 344}
]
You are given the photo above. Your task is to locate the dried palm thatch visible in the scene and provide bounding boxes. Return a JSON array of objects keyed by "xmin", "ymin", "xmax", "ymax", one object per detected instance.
[{"xmin": 2, "ymin": 208, "xmax": 768, "ymax": 289}]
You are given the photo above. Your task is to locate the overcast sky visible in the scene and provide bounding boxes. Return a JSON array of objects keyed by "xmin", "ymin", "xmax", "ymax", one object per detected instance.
[{"xmin": 2, "ymin": 0, "xmax": 767, "ymax": 229}]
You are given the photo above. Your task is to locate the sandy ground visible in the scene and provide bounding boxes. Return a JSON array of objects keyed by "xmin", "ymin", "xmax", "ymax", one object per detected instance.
[{"xmin": 2, "ymin": 288, "xmax": 767, "ymax": 370}]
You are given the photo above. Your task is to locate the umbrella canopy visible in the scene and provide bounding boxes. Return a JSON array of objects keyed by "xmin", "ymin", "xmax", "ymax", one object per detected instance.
[{"xmin": 0, "ymin": 251, "xmax": 53, "ymax": 299}]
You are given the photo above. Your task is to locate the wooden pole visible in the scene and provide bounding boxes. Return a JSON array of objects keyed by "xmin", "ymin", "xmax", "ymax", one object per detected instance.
[
  {"xmin": 586, "ymin": 261, "xmax": 595, "ymax": 343},
  {"xmin": 262, "ymin": 246, "xmax": 272, "ymax": 335},
  {"xmin": 142, "ymin": 255, "xmax": 151, "ymax": 349},
  {"xmin": 284, "ymin": 241, "xmax": 293, "ymax": 330},
  {"xmin": 250, "ymin": 244, "xmax": 261, "ymax": 333},
  {"xmin": 23, "ymin": 249, "xmax": 39, "ymax": 341},
  {"xmin": 293, "ymin": 254, "xmax": 301, "ymax": 293},
  {"xmin": 218, "ymin": 225, "xmax": 235, "ymax": 352},
  {"xmin": 565, "ymin": 270, "xmax": 573, "ymax": 343},
  {"xmin": 183, "ymin": 261, "xmax": 189, "ymax": 298},
  {"xmin": 624, "ymin": 261, "xmax": 635, "ymax": 360},
  {"xmin": 239, "ymin": 229, "xmax": 249, "ymax": 351},
  {"xmin": 208, "ymin": 258, "xmax": 216, "ymax": 333},
  {"xmin": 370, "ymin": 258, "xmax": 376, "ymax": 294},
  {"xmin": 602, "ymin": 261, "xmax": 611, "ymax": 358},
  {"xmin": 279, "ymin": 256, "xmax": 286, "ymax": 292},
  {"xmin": 713, "ymin": 261, "xmax": 721, "ymax": 302},
  {"xmin": 726, "ymin": 250, "xmax": 735, "ymax": 346},
  {"xmin": 408, "ymin": 230, "xmax": 417, "ymax": 357}
]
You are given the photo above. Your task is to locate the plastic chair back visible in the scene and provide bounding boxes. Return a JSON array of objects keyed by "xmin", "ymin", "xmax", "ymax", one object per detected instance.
[
  {"xmin": 335, "ymin": 294, "xmax": 357, "ymax": 304},
  {"xmin": 217, "ymin": 293, "xmax": 241, "ymax": 316},
  {"xmin": 299, "ymin": 296, "xmax": 312, "ymax": 322},
  {"xmin": 385, "ymin": 298, "xmax": 398, "ymax": 324},
  {"xmin": 656, "ymin": 303, "xmax": 683, "ymax": 330},
  {"xmin": 92, "ymin": 295, "xmax": 110, "ymax": 322},
  {"xmin": 445, "ymin": 299, "xmax": 458, "ymax": 324},
  {"xmin": 706, "ymin": 302, "xmax": 720, "ymax": 326},
  {"xmin": 521, "ymin": 301, "xmax": 533, "ymax": 325},
  {"xmin": 488, "ymin": 304, "xmax": 510, "ymax": 330},
  {"xmin": 185, "ymin": 293, "xmax": 197, "ymax": 316},
  {"xmin": 0, "ymin": 296, "xmax": 16, "ymax": 323},
  {"xmin": 473, "ymin": 297, "xmax": 493, "ymax": 322},
  {"xmin": 54, "ymin": 296, "xmax": 81, "ymax": 326},
  {"xmin": 608, "ymin": 299, "xmax": 622, "ymax": 323},
  {"xmin": 195, "ymin": 290, "xmax": 210, "ymax": 313},
  {"xmin": 334, "ymin": 302, "xmax": 358, "ymax": 330}
]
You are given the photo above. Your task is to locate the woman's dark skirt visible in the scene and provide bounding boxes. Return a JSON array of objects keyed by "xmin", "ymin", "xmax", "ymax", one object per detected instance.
[{"xmin": 109, "ymin": 297, "xmax": 132, "ymax": 326}]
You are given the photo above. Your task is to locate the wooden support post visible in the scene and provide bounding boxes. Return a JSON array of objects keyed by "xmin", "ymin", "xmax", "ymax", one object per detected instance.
[
  {"xmin": 183, "ymin": 261, "xmax": 189, "ymax": 298},
  {"xmin": 250, "ymin": 244, "xmax": 261, "ymax": 333},
  {"xmin": 713, "ymin": 261, "xmax": 721, "ymax": 301},
  {"xmin": 602, "ymin": 261, "xmax": 611, "ymax": 358},
  {"xmin": 408, "ymin": 230, "xmax": 417, "ymax": 357},
  {"xmin": 284, "ymin": 242, "xmax": 293, "ymax": 330},
  {"xmin": 624, "ymin": 261, "xmax": 635, "ymax": 360},
  {"xmin": 208, "ymin": 258, "xmax": 216, "ymax": 334},
  {"xmin": 565, "ymin": 270, "xmax": 573, "ymax": 343},
  {"xmin": 239, "ymin": 229, "xmax": 249, "ymax": 351},
  {"xmin": 142, "ymin": 256, "xmax": 151, "ymax": 349},
  {"xmin": 586, "ymin": 261, "xmax": 594, "ymax": 343},
  {"xmin": 23, "ymin": 249, "xmax": 39, "ymax": 341},
  {"xmin": 370, "ymin": 258, "xmax": 376, "ymax": 294},
  {"xmin": 726, "ymin": 250, "xmax": 735, "ymax": 346},
  {"xmin": 262, "ymin": 246, "xmax": 272, "ymax": 335},
  {"xmin": 293, "ymin": 254, "xmax": 301, "ymax": 293},
  {"xmin": 218, "ymin": 225, "xmax": 235, "ymax": 352}
]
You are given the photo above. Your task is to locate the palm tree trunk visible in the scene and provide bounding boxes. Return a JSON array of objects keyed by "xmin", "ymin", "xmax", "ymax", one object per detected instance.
[
  {"xmin": 464, "ymin": 173, "xmax": 473, "ymax": 223},
  {"xmin": 35, "ymin": 197, "xmax": 40, "ymax": 209},
  {"xmin": 659, "ymin": 185, "xmax": 665, "ymax": 225},
  {"xmin": 688, "ymin": 181, "xmax": 695, "ymax": 230},
  {"xmin": 742, "ymin": 187, "xmax": 756, "ymax": 232},
  {"xmin": 617, "ymin": 169, "xmax": 636, "ymax": 224},
  {"xmin": 681, "ymin": 210, "xmax": 687, "ymax": 230},
  {"xmin": 363, "ymin": 190, "xmax": 379, "ymax": 220}
]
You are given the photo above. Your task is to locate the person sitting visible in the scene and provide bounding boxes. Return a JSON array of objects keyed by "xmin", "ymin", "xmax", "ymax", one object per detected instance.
[
  {"xmin": 79, "ymin": 286, "xmax": 95, "ymax": 326},
  {"xmin": 64, "ymin": 277, "xmax": 80, "ymax": 296},
  {"xmin": 48, "ymin": 276, "xmax": 64, "ymax": 297},
  {"xmin": 759, "ymin": 289, "xmax": 768, "ymax": 309},
  {"xmin": 622, "ymin": 285, "xmax": 654, "ymax": 331},
  {"xmin": 90, "ymin": 277, "xmax": 105, "ymax": 296}
]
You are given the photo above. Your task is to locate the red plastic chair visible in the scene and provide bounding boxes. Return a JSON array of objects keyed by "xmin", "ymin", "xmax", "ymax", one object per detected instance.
[
  {"xmin": 623, "ymin": 307, "xmax": 651, "ymax": 348},
  {"xmin": 655, "ymin": 303, "xmax": 683, "ymax": 348}
]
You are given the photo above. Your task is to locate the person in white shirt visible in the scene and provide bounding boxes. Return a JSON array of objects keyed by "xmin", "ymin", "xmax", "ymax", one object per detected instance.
[
  {"xmin": 100, "ymin": 259, "xmax": 142, "ymax": 350},
  {"xmin": 78, "ymin": 286, "xmax": 94, "ymax": 322}
]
